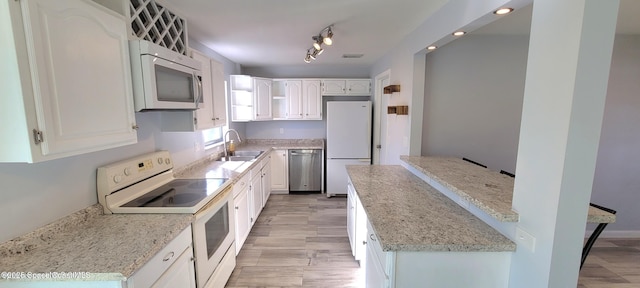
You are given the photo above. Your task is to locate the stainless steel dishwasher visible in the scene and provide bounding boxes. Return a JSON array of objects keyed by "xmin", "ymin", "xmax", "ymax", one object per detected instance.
[{"xmin": 289, "ymin": 149, "xmax": 322, "ymax": 192}]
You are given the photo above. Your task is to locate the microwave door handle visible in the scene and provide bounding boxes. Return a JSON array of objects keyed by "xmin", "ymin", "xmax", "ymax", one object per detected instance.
[{"xmin": 195, "ymin": 74, "xmax": 203, "ymax": 109}]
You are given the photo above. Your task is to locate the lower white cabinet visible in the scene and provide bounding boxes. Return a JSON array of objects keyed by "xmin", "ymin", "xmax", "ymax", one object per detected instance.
[
  {"xmin": 270, "ymin": 149, "xmax": 288, "ymax": 192},
  {"xmin": 347, "ymin": 180, "xmax": 367, "ymax": 263},
  {"xmin": 250, "ymin": 167, "xmax": 264, "ymax": 224},
  {"xmin": 127, "ymin": 226, "xmax": 195, "ymax": 288},
  {"xmin": 233, "ymin": 174, "xmax": 251, "ymax": 255},
  {"xmin": 261, "ymin": 157, "xmax": 272, "ymax": 207}
]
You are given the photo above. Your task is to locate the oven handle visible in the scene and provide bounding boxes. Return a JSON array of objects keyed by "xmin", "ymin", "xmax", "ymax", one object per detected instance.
[{"xmin": 194, "ymin": 186, "xmax": 232, "ymax": 221}]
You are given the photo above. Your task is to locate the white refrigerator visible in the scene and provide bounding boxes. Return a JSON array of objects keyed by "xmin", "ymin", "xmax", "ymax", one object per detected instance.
[{"xmin": 326, "ymin": 101, "xmax": 372, "ymax": 197}]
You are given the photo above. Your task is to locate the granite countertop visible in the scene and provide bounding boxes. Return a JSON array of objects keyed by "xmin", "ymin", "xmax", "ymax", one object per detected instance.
[
  {"xmin": 176, "ymin": 139, "xmax": 324, "ymax": 179},
  {"xmin": 0, "ymin": 204, "xmax": 193, "ymax": 281},
  {"xmin": 399, "ymin": 156, "xmax": 616, "ymax": 224},
  {"xmin": 346, "ymin": 165, "xmax": 516, "ymax": 252}
]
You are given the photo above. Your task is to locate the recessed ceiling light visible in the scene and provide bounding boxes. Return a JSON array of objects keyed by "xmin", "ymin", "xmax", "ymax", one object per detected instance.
[
  {"xmin": 494, "ymin": 8, "xmax": 514, "ymax": 15},
  {"xmin": 452, "ymin": 31, "xmax": 466, "ymax": 36},
  {"xmin": 426, "ymin": 45, "xmax": 437, "ymax": 50}
]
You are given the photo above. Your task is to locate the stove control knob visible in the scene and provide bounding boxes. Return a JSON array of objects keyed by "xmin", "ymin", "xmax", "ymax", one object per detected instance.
[
  {"xmin": 165, "ymin": 158, "xmax": 171, "ymax": 165},
  {"xmin": 123, "ymin": 168, "xmax": 131, "ymax": 176},
  {"xmin": 113, "ymin": 175, "xmax": 122, "ymax": 183},
  {"xmin": 157, "ymin": 157, "xmax": 164, "ymax": 165}
]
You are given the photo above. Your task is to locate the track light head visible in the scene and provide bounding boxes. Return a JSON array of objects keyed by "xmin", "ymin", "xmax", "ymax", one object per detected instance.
[{"xmin": 323, "ymin": 27, "xmax": 333, "ymax": 45}]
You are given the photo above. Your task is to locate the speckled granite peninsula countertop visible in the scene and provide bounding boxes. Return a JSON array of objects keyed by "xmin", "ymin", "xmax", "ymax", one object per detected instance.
[
  {"xmin": 399, "ymin": 156, "xmax": 616, "ymax": 224},
  {"xmin": 0, "ymin": 204, "xmax": 193, "ymax": 281},
  {"xmin": 346, "ymin": 165, "xmax": 516, "ymax": 252}
]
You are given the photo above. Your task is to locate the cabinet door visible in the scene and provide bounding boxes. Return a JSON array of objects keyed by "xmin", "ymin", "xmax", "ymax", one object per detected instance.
[
  {"xmin": 261, "ymin": 159, "xmax": 272, "ymax": 207},
  {"xmin": 270, "ymin": 150, "xmax": 288, "ymax": 191},
  {"xmin": 366, "ymin": 242, "xmax": 389, "ymax": 288},
  {"xmin": 191, "ymin": 50, "xmax": 215, "ymax": 130},
  {"xmin": 322, "ymin": 80, "xmax": 346, "ymax": 95},
  {"xmin": 347, "ymin": 79, "xmax": 371, "ymax": 95},
  {"xmin": 6, "ymin": 0, "xmax": 136, "ymax": 162},
  {"xmin": 347, "ymin": 186, "xmax": 357, "ymax": 257},
  {"xmin": 151, "ymin": 248, "xmax": 196, "ymax": 288},
  {"xmin": 253, "ymin": 78, "xmax": 272, "ymax": 120},
  {"xmin": 234, "ymin": 188, "xmax": 251, "ymax": 255},
  {"xmin": 211, "ymin": 59, "xmax": 227, "ymax": 127},
  {"xmin": 285, "ymin": 80, "xmax": 303, "ymax": 119},
  {"xmin": 250, "ymin": 174, "xmax": 263, "ymax": 225},
  {"xmin": 302, "ymin": 80, "xmax": 322, "ymax": 119}
]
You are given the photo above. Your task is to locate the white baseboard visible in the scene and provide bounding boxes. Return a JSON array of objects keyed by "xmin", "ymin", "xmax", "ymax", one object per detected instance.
[{"xmin": 585, "ymin": 230, "xmax": 640, "ymax": 239}]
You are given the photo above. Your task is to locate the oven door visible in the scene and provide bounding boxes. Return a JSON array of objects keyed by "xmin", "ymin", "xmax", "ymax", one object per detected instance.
[
  {"xmin": 192, "ymin": 187, "xmax": 235, "ymax": 287},
  {"xmin": 138, "ymin": 54, "xmax": 202, "ymax": 110}
]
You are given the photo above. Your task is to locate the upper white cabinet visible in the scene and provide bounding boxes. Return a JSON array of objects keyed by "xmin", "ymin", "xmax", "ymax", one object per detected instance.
[
  {"xmin": 1, "ymin": 0, "xmax": 137, "ymax": 163},
  {"xmin": 285, "ymin": 80, "xmax": 303, "ymax": 119},
  {"xmin": 230, "ymin": 75, "xmax": 254, "ymax": 122},
  {"xmin": 253, "ymin": 78, "xmax": 273, "ymax": 121},
  {"xmin": 302, "ymin": 80, "xmax": 322, "ymax": 120},
  {"xmin": 322, "ymin": 79, "xmax": 371, "ymax": 96},
  {"xmin": 210, "ymin": 60, "xmax": 228, "ymax": 127},
  {"xmin": 161, "ymin": 50, "xmax": 227, "ymax": 131}
]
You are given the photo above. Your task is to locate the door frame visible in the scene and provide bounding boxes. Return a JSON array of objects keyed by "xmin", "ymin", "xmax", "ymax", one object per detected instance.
[{"xmin": 373, "ymin": 70, "xmax": 390, "ymax": 165}]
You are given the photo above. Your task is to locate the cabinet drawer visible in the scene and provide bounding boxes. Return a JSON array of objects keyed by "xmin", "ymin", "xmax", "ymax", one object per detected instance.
[
  {"xmin": 128, "ymin": 226, "xmax": 193, "ymax": 288},
  {"xmin": 233, "ymin": 174, "xmax": 249, "ymax": 198},
  {"xmin": 367, "ymin": 220, "xmax": 387, "ymax": 271}
]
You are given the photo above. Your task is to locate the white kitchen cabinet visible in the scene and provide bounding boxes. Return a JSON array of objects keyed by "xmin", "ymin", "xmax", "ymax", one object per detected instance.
[
  {"xmin": 253, "ymin": 78, "xmax": 273, "ymax": 120},
  {"xmin": 230, "ymin": 75, "xmax": 253, "ymax": 122},
  {"xmin": 270, "ymin": 149, "xmax": 289, "ymax": 192},
  {"xmin": 321, "ymin": 79, "xmax": 371, "ymax": 96},
  {"xmin": 210, "ymin": 59, "xmax": 228, "ymax": 127},
  {"xmin": 233, "ymin": 174, "xmax": 251, "ymax": 255},
  {"xmin": 250, "ymin": 170, "xmax": 263, "ymax": 226},
  {"xmin": 1, "ymin": 0, "xmax": 137, "ymax": 163},
  {"xmin": 159, "ymin": 52, "xmax": 226, "ymax": 131},
  {"xmin": 128, "ymin": 226, "xmax": 195, "ymax": 288},
  {"xmin": 261, "ymin": 156, "xmax": 272, "ymax": 207},
  {"xmin": 347, "ymin": 179, "xmax": 367, "ymax": 263},
  {"xmin": 302, "ymin": 80, "xmax": 323, "ymax": 119},
  {"xmin": 285, "ymin": 80, "xmax": 303, "ymax": 119}
]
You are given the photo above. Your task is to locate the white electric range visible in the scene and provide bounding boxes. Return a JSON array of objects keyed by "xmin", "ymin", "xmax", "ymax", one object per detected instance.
[{"xmin": 97, "ymin": 150, "xmax": 236, "ymax": 288}]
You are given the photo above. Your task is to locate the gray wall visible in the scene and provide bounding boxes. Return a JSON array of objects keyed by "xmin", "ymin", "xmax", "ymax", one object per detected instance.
[
  {"xmin": 591, "ymin": 35, "xmax": 640, "ymax": 234},
  {"xmin": 421, "ymin": 34, "xmax": 529, "ymax": 173},
  {"xmin": 421, "ymin": 32, "xmax": 640, "ymax": 233}
]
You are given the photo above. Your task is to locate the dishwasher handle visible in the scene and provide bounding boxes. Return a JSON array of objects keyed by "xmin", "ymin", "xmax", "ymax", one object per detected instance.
[{"xmin": 289, "ymin": 150, "xmax": 319, "ymax": 156}]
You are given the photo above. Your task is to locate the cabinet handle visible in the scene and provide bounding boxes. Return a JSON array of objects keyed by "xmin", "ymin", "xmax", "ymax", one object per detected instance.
[
  {"xmin": 363, "ymin": 241, "xmax": 367, "ymax": 245},
  {"xmin": 370, "ymin": 234, "xmax": 376, "ymax": 241},
  {"xmin": 235, "ymin": 206, "xmax": 239, "ymax": 210},
  {"xmin": 132, "ymin": 124, "xmax": 139, "ymax": 130},
  {"xmin": 162, "ymin": 251, "xmax": 175, "ymax": 262}
]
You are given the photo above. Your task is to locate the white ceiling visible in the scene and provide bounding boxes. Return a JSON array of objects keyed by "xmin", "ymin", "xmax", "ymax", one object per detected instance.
[
  {"xmin": 163, "ymin": 0, "xmax": 448, "ymax": 67},
  {"xmin": 164, "ymin": 0, "xmax": 640, "ymax": 67}
]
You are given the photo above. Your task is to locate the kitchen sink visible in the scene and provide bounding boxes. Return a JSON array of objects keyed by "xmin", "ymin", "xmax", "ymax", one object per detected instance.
[
  {"xmin": 218, "ymin": 155, "xmax": 257, "ymax": 162},
  {"xmin": 232, "ymin": 150, "xmax": 264, "ymax": 157}
]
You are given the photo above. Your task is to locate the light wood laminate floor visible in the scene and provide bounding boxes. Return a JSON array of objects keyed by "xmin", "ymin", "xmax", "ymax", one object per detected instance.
[{"xmin": 225, "ymin": 193, "xmax": 639, "ymax": 287}]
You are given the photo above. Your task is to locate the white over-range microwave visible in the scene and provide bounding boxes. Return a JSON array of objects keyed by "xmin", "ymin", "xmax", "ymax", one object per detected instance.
[{"xmin": 129, "ymin": 40, "xmax": 202, "ymax": 111}]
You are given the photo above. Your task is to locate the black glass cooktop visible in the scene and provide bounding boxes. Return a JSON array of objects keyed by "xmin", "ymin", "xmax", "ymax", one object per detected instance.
[{"xmin": 123, "ymin": 178, "xmax": 228, "ymax": 208}]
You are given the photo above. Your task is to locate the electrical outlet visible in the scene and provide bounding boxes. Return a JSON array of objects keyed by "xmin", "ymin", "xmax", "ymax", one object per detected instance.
[{"xmin": 516, "ymin": 227, "xmax": 536, "ymax": 252}]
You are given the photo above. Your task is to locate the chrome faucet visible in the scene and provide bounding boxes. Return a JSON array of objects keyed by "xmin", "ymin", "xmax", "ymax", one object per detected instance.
[{"xmin": 223, "ymin": 129, "xmax": 242, "ymax": 160}]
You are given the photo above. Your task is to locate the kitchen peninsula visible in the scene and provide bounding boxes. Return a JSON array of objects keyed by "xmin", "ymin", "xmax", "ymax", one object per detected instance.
[{"xmin": 346, "ymin": 156, "xmax": 616, "ymax": 288}]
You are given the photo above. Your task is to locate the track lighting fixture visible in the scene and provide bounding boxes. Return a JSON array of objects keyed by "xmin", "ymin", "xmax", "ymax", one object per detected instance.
[{"xmin": 304, "ymin": 25, "xmax": 334, "ymax": 63}]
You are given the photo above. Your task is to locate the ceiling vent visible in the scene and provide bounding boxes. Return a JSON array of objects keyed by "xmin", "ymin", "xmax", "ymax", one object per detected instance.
[{"xmin": 342, "ymin": 54, "xmax": 364, "ymax": 59}]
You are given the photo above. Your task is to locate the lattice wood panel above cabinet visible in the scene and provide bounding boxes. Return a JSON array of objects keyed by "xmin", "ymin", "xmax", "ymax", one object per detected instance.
[{"xmin": 129, "ymin": 0, "xmax": 187, "ymax": 55}]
